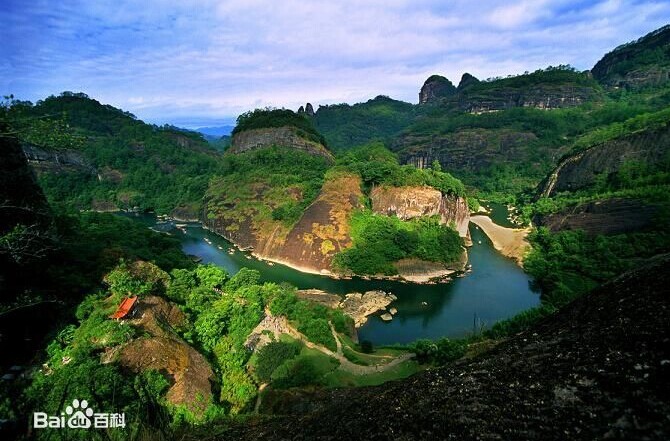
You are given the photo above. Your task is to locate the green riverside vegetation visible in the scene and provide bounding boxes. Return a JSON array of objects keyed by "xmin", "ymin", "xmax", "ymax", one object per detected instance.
[{"xmin": 333, "ymin": 211, "xmax": 464, "ymax": 275}]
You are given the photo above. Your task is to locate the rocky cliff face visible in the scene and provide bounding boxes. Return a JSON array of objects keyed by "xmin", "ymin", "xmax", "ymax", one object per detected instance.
[
  {"xmin": 535, "ymin": 198, "xmax": 659, "ymax": 235},
  {"xmin": 205, "ymin": 173, "xmax": 363, "ymax": 274},
  {"xmin": 395, "ymin": 128, "xmax": 540, "ymax": 173},
  {"xmin": 261, "ymin": 173, "xmax": 364, "ymax": 273},
  {"xmin": 370, "ymin": 185, "xmax": 471, "ymax": 245},
  {"xmin": 458, "ymin": 84, "xmax": 599, "ymax": 113},
  {"xmin": 228, "ymin": 126, "xmax": 333, "ymax": 161},
  {"xmin": 22, "ymin": 144, "xmax": 95, "ymax": 175},
  {"xmin": 538, "ymin": 125, "xmax": 670, "ymax": 197},
  {"xmin": 592, "ymin": 25, "xmax": 670, "ymax": 89},
  {"xmin": 204, "ymin": 254, "xmax": 670, "ymax": 441},
  {"xmin": 419, "ymin": 75, "xmax": 456, "ymax": 104}
]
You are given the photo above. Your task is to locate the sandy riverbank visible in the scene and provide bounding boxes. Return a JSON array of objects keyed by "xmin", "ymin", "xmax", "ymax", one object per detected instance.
[{"xmin": 470, "ymin": 215, "xmax": 530, "ymax": 265}]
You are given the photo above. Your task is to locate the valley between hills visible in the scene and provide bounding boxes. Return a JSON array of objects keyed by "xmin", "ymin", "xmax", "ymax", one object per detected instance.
[{"xmin": 1, "ymin": 24, "xmax": 670, "ymax": 441}]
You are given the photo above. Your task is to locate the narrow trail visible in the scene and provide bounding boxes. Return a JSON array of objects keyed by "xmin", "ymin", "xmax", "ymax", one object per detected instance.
[
  {"xmin": 251, "ymin": 319, "xmax": 415, "ymax": 414},
  {"xmin": 324, "ymin": 322, "xmax": 415, "ymax": 375},
  {"xmin": 246, "ymin": 312, "xmax": 415, "ymax": 376}
]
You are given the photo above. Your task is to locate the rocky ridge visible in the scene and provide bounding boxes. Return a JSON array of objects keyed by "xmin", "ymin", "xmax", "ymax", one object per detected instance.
[
  {"xmin": 538, "ymin": 124, "xmax": 670, "ymax": 197},
  {"xmin": 592, "ymin": 25, "xmax": 670, "ymax": 89}
]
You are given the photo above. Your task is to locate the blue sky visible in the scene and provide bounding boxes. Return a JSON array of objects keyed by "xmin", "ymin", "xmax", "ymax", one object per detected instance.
[{"xmin": 1, "ymin": 1, "xmax": 668, "ymax": 128}]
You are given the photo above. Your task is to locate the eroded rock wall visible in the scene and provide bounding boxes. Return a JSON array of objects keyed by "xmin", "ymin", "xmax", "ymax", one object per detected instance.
[
  {"xmin": 228, "ymin": 126, "xmax": 333, "ymax": 161},
  {"xmin": 539, "ymin": 125, "xmax": 670, "ymax": 197},
  {"xmin": 204, "ymin": 173, "xmax": 363, "ymax": 273},
  {"xmin": 394, "ymin": 129, "xmax": 540, "ymax": 174},
  {"xmin": 534, "ymin": 198, "xmax": 659, "ymax": 235},
  {"xmin": 370, "ymin": 185, "xmax": 471, "ymax": 245},
  {"xmin": 263, "ymin": 173, "xmax": 364, "ymax": 273}
]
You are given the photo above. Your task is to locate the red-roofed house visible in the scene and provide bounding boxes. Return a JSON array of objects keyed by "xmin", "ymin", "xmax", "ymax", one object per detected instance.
[{"xmin": 109, "ymin": 296, "xmax": 138, "ymax": 320}]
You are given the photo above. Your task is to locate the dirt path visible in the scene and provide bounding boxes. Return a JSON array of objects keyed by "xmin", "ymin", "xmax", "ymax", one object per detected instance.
[
  {"xmin": 286, "ymin": 321, "xmax": 414, "ymax": 375},
  {"xmin": 470, "ymin": 215, "xmax": 531, "ymax": 265},
  {"xmin": 246, "ymin": 312, "xmax": 414, "ymax": 376},
  {"xmin": 251, "ymin": 318, "xmax": 414, "ymax": 413}
]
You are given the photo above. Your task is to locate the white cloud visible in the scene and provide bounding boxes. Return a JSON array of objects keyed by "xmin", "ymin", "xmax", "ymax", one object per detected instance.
[{"xmin": 1, "ymin": 0, "xmax": 669, "ymax": 126}]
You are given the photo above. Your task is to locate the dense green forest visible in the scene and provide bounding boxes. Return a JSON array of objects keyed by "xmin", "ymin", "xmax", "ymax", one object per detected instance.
[
  {"xmin": 333, "ymin": 211, "xmax": 464, "ymax": 275},
  {"xmin": 336, "ymin": 142, "xmax": 465, "ymax": 196},
  {"xmin": 313, "ymin": 96, "xmax": 415, "ymax": 150},
  {"xmin": 5, "ymin": 93, "xmax": 224, "ymax": 215}
]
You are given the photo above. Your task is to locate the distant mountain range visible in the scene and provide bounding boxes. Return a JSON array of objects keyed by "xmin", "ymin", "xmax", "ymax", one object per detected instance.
[{"xmin": 195, "ymin": 125, "xmax": 235, "ymax": 137}]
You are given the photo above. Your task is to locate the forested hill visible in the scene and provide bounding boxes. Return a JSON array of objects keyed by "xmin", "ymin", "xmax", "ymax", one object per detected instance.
[
  {"xmin": 592, "ymin": 24, "xmax": 670, "ymax": 88},
  {"xmin": 308, "ymin": 25, "xmax": 670, "ymax": 197},
  {"xmin": 313, "ymin": 95, "xmax": 415, "ymax": 150},
  {"xmin": 6, "ymin": 92, "xmax": 224, "ymax": 217}
]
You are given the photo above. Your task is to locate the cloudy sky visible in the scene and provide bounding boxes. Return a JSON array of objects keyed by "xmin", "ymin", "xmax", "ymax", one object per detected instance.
[{"xmin": 1, "ymin": 1, "xmax": 668, "ymax": 128}]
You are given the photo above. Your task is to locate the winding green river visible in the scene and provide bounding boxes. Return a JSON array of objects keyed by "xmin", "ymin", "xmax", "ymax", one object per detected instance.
[{"xmin": 124, "ymin": 205, "xmax": 539, "ymax": 345}]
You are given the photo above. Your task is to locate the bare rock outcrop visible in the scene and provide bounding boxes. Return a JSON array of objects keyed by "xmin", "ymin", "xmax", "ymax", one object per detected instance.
[
  {"xmin": 419, "ymin": 75, "xmax": 456, "ymax": 104},
  {"xmin": 112, "ymin": 296, "xmax": 215, "ymax": 417},
  {"xmin": 228, "ymin": 126, "xmax": 333, "ymax": 161},
  {"xmin": 262, "ymin": 173, "xmax": 364, "ymax": 273},
  {"xmin": 205, "ymin": 173, "xmax": 364, "ymax": 274},
  {"xmin": 370, "ymin": 185, "xmax": 471, "ymax": 245},
  {"xmin": 296, "ymin": 289, "xmax": 398, "ymax": 328}
]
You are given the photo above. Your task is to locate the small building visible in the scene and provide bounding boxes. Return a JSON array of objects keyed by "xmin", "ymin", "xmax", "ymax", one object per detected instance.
[{"xmin": 109, "ymin": 296, "xmax": 138, "ymax": 320}]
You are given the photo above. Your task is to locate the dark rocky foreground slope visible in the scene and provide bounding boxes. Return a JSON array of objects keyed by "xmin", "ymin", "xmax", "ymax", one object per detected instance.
[{"xmin": 194, "ymin": 254, "xmax": 670, "ymax": 440}]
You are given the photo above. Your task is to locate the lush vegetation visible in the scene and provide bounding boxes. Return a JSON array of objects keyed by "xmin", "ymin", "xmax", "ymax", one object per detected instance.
[
  {"xmin": 409, "ymin": 337, "xmax": 468, "ymax": 365},
  {"xmin": 569, "ymin": 106, "xmax": 670, "ymax": 154},
  {"xmin": 232, "ymin": 108, "xmax": 327, "ymax": 146},
  {"xmin": 337, "ymin": 142, "xmax": 465, "ymax": 196},
  {"xmin": 206, "ymin": 146, "xmax": 330, "ymax": 229},
  {"xmin": 269, "ymin": 289, "xmax": 354, "ymax": 351},
  {"xmin": 333, "ymin": 211, "xmax": 464, "ymax": 275},
  {"xmin": 314, "ymin": 96, "xmax": 415, "ymax": 150},
  {"xmin": 5, "ymin": 93, "xmax": 224, "ymax": 214},
  {"xmin": 467, "ymin": 65, "xmax": 598, "ymax": 92},
  {"xmin": 1, "ymin": 209, "xmax": 192, "ymax": 309},
  {"xmin": 253, "ymin": 340, "xmax": 302, "ymax": 383}
]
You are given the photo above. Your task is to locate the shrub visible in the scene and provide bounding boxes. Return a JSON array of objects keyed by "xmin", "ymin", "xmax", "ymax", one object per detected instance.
[{"xmin": 254, "ymin": 341, "xmax": 301, "ymax": 382}]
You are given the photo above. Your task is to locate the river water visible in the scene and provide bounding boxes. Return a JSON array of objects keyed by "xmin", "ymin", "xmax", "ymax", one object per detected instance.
[{"xmin": 123, "ymin": 206, "xmax": 539, "ymax": 345}]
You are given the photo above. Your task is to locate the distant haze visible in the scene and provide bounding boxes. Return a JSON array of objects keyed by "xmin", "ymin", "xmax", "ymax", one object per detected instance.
[{"xmin": 195, "ymin": 126, "xmax": 235, "ymax": 137}]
